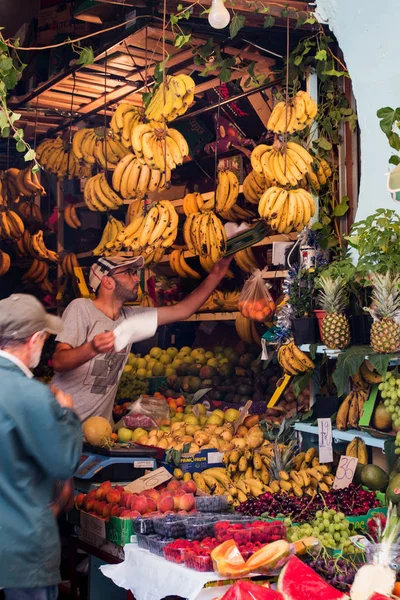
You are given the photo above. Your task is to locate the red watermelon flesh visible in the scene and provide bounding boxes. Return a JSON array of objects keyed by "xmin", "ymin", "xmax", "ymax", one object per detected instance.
[
  {"xmin": 277, "ymin": 556, "xmax": 349, "ymax": 600},
  {"xmin": 221, "ymin": 581, "xmax": 284, "ymax": 600},
  {"xmin": 368, "ymin": 595, "xmax": 392, "ymax": 599}
]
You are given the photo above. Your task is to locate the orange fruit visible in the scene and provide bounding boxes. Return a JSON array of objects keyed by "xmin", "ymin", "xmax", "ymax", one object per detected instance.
[
  {"xmin": 241, "ymin": 306, "xmax": 250, "ymax": 318},
  {"xmin": 176, "ymin": 407, "xmax": 184, "ymax": 413},
  {"xmin": 393, "ymin": 582, "xmax": 400, "ymax": 597},
  {"xmin": 255, "ymin": 310, "xmax": 265, "ymax": 321},
  {"xmin": 176, "ymin": 396, "xmax": 185, "ymax": 407}
]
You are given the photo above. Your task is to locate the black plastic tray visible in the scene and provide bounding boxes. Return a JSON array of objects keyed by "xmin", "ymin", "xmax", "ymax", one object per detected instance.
[{"xmin": 83, "ymin": 442, "xmax": 158, "ymax": 457}]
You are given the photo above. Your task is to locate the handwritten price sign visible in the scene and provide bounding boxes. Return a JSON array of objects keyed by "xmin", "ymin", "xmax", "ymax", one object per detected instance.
[
  {"xmin": 333, "ymin": 456, "xmax": 358, "ymax": 489},
  {"xmin": 318, "ymin": 418, "xmax": 333, "ymax": 463}
]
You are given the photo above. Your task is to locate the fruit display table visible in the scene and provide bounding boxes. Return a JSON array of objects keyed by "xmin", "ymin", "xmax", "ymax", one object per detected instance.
[
  {"xmin": 69, "ymin": 537, "xmax": 134, "ymax": 600},
  {"xmin": 99, "ymin": 543, "xmax": 232, "ymax": 600}
]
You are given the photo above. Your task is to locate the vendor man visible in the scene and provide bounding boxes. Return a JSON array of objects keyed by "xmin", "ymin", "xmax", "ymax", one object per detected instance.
[{"xmin": 52, "ymin": 254, "xmax": 232, "ymax": 422}]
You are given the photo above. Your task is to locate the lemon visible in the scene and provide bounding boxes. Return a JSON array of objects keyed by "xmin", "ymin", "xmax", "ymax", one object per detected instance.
[
  {"xmin": 118, "ymin": 427, "xmax": 132, "ymax": 442},
  {"xmin": 150, "ymin": 347, "xmax": 163, "ymax": 359}
]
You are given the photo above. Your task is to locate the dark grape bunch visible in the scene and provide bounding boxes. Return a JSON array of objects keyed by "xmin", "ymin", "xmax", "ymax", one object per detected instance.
[
  {"xmin": 304, "ymin": 551, "xmax": 358, "ymax": 592},
  {"xmin": 236, "ymin": 484, "xmax": 380, "ymax": 521}
]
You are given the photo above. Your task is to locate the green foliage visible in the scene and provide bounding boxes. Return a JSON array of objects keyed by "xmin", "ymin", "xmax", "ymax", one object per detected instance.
[
  {"xmin": 333, "ymin": 345, "xmax": 394, "ymax": 396},
  {"xmin": 377, "ymin": 106, "xmax": 400, "ymax": 165},
  {"xmin": 347, "ymin": 209, "xmax": 400, "ymax": 280},
  {"xmin": 230, "ymin": 14, "xmax": 246, "ymax": 39},
  {"xmin": 288, "ymin": 268, "xmax": 317, "ymax": 318}
]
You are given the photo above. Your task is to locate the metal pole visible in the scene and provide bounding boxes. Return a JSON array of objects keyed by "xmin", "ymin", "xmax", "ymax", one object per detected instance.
[{"xmin": 174, "ymin": 78, "xmax": 282, "ymax": 123}]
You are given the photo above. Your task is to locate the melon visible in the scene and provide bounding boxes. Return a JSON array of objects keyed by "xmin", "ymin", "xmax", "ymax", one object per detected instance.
[
  {"xmin": 211, "ymin": 540, "xmax": 250, "ymax": 577},
  {"xmin": 278, "ymin": 556, "xmax": 349, "ymax": 600},
  {"xmin": 82, "ymin": 416, "xmax": 112, "ymax": 446},
  {"xmin": 220, "ymin": 581, "xmax": 284, "ymax": 600},
  {"xmin": 246, "ymin": 540, "xmax": 291, "ymax": 574},
  {"xmin": 350, "ymin": 565, "xmax": 396, "ymax": 600}
]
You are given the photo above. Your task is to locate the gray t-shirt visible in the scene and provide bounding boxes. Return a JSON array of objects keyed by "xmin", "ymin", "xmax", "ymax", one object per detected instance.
[{"xmin": 51, "ymin": 299, "xmax": 157, "ymax": 422}]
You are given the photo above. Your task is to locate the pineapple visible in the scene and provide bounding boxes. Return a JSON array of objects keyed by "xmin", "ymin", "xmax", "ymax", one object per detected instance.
[
  {"xmin": 369, "ymin": 273, "xmax": 400, "ymax": 354},
  {"xmin": 318, "ymin": 275, "xmax": 350, "ymax": 349}
]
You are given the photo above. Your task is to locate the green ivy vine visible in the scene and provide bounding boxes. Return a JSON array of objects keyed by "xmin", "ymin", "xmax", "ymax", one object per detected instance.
[{"xmin": 377, "ymin": 106, "xmax": 400, "ymax": 165}]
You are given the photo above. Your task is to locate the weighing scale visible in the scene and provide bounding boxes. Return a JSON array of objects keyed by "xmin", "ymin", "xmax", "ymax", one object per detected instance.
[{"xmin": 75, "ymin": 442, "xmax": 158, "ymax": 492}]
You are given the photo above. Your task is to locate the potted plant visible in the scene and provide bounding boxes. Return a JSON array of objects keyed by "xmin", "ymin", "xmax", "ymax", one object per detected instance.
[
  {"xmin": 316, "ymin": 256, "xmax": 372, "ymax": 344},
  {"xmin": 288, "ymin": 269, "xmax": 319, "ymax": 345}
]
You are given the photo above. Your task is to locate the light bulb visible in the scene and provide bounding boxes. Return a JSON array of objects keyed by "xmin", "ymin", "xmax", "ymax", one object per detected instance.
[{"xmin": 208, "ymin": 0, "xmax": 231, "ymax": 29}]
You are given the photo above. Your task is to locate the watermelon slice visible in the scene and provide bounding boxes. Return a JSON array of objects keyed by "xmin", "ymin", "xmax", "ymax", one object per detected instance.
[
  {"xmin": 367, "ymin": 595, "xmax": 392, "ymax": 599},
  {"xmin": 220, "ymin": 581, "xmax": 284, "ymax": 600},
  {"xmin": 278, "ymin": 556, "xmax": 349, "ymax": 600}
]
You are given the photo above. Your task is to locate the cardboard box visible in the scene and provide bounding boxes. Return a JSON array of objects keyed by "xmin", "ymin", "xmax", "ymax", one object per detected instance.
[
  {"xmin": 80, "ymin": 511, "xmax": 135, "ymax": 547},
  {"xmin": 77, "ymin": 527, "xmax": 125, "ymax": 560},
  {"xmin": 159, "ymin": 449, "xmax": 224, "ymax": 474},
  {"xmin": 37, "ymin": 2, "xmax": 89, "ymax": 44}
]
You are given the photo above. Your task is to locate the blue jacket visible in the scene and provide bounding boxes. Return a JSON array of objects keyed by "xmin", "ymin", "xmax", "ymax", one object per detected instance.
[{"xmin": 0, "ymin": 356, "xmax": 82, "ymax": 589}]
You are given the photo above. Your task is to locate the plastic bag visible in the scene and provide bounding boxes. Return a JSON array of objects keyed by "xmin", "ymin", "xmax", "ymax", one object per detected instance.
[
  {"xmin": 238, "ymin": 269, "xmax": 276, "ymax": 322},
  {"xmin": 117, "ymin": 394, "xmax": 170, "ymax": 431}
]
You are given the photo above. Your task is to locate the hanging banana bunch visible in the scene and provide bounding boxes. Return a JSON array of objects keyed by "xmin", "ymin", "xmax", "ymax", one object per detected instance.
[
  {"xmin": 64, "ymin": 204, "xmax": 81, "ymax": 229},
  {"xmin": 0, "ymin": 250, "xmax": 11, "ymax": 276},
  {"xmin": 251, "ymin": 140, "xmax": 315, "ymax": 187},
  {"xmin": 234, "ymin": 247, "xmax": 259, "ymax": 273},
  {"xmin": 110, "ymin": 104, "xmax": 144, "ymax": 148},
  {"xmin": 92, "ymin": 216, "xmax": 125, "ymax": 256},
  {"xmin": 258, "ymin": 186, "xmax": 316, "ymax": 233},
  {"xmin": 15, "ymin": 230, "xmax": 58, "ymax": 262},
  {"xmin": 235, "ymin": 313, "xmax": 261, "ymax": 347},
  {"xmin": 72, "ymin": 127, "xmax": 130, "ymax": 170},
  {"xmin": 83, "ymin": 173, "xmax": 124, "ymax": 212},
  {"xmin": 126, "ymin": 199, "xmax": 145, "ymax": 225},
  {"xmin": 183, "ymin": 192, "xmax": 204, "ymax": 216},
  {"xmin": 36, "ymin": 138, "xmax": 91, "ymax": 179},
  {"xmin": 243, "ymin": 170, "xmax": 270, "ymax": 205},
  {"xmin": 112, "ymin": 154, "xmax": 170, "ymax": 199},
  {"xmin": 0, "ymin": 209, "xmax": 25, "ymax": 240},
  {"xmin": 17, "ymin": 200, "xmax": 43, "ymax": 224},
  {"xmin": 169, "ymin": 249, "xmax": 201, "ymax": 279},
  {"xmin": 145, "ymin": 75, "xmax": 195, "ymax": 123},
  {"xmin": 131, "ymin": 122, "xmax": 189, "ymax": 172},
  {"xmin": 183, "ymin": 211, "xmax": 226, "ymax": 261},
  {"xmin": 113, "ymin": 200, "xmax": 179, "ymax": 257},
  {"xmin": 267, "ymin": 90, "xmax": 317, "ymax": 134}
]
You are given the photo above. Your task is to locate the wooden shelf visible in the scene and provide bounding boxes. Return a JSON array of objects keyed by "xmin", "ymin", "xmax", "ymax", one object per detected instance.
[
  {"xmin": 182, "ymin": 311, "xmax": 239, "ymax": 322},
  {"xmin": 294, "ymin": 422, "xmax": 387, "ymax": 450},
  {"xmin": 262, "ymin": 270, "xmax": 288, "ymax": 279}
]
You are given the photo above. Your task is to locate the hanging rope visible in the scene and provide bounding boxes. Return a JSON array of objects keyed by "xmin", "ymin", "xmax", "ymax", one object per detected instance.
[
  {"xmin": 65, "ymin": 72, "xmax": 77, "ymax": 187},
  {"xmin": 104, "ymin": 51, "xmax": 108, "ymax": 179},
  {"xmin": 213, "ymin": 81, "xmax": 222, "ymax": 210},
  {"xmin": 283, "ymin": 14, "xmax": 290, "ymax": 176},
  {"xmin": 162, "ymin": 0, "xmax": 168, "ymax": 197}
]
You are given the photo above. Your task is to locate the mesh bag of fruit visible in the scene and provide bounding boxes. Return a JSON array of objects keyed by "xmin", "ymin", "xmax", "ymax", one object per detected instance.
[
  {"xmin": 238, "ymin": 269, "xmax": 276, "ymax": 322},
  {"xmin": 119, "ymin": 395, "xmax": 170, "ymax": 430}
]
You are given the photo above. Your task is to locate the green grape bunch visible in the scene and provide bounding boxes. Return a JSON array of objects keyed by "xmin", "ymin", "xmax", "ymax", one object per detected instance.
[
  {"xmin": 286, "ymin": 509, "xmax": 354, "ymax": 552},
  {"xmin": 378, "ymin": 372, "xmax": 400, "ymax": 453}
]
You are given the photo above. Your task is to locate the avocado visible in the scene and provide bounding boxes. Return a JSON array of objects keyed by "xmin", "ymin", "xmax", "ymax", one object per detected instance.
[
  {"xmin": 225, "ymin": 393, "xmax": 235, "ymax": 403},
  {"xmin": 223, "ymin": 346, "xmax": 234, "ymax": 358},
  {"xmin": 219, "ymin": 363, "xmax": 235, "ymax": 378},
  {"xmin": 233, "ymin": 394, "xmax": 241, "ymax": 404},
  {"xmin": 361, "ymin": 464, "xmax": 389, "ymax": 492},
  {"xmin": 202, "ymin": 378, "xmax": 213, "ymax": 386},
  {"xmin": 238, "ymin": 384, "xmax": 254, "ymax": 396},
  {"xmin": 386, "ymin": 473, "xmax": 400, "ymax": 503},
  {"xmin": 199, "ymin": 365, "xmax": 218, "ymax": 380},
  {"xmin": 187, "ymin": 363, "xmax": 202, "ymax": 377},
  {"xmin": 389, "ymin": 470, "xmax": 398, "ymax": 481},
  {"xmin": 177, "ymin": 363, "xmax": 188, "ymax": 377},
  {"xmin": 166, "ymin": 375, "xmax": 178, "ymax": 387},
  {"xmin": 181, "ymin": 376, "xmax": 191, "ymax": 392},
  {"xmin": 189, "ymin": 376, "xmax": 202, "ymax": 393},
  {"xmin": 353, "ymin": 462, "xmax": 365, "ymax": 486},
  {"xmin": 227, "ymin": 351, "xmax": 239, "ymax": 366},
  {"xmin": 252, "ymin": 391, "xmax": 264, "ymax": 402},
  {"xmin": 212, "ymin": 376, "xmax": 222, "ymax": 387},
  {"xmin": 239, "ymin": 353, "xmax": 255, "ymax": 369},
  {"xmin": 173, "ymin": 377, "xmax": 182, "ymax": 392}
]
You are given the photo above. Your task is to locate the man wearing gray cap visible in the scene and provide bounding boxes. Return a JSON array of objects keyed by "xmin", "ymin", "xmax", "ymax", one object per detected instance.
[
  {"xmin": 0, "ymin": 294, "xmax": 82, "ymax": 599},
  {"xmin": 52, "ymin": 254, "xmax": 232, "ymax": 422}
]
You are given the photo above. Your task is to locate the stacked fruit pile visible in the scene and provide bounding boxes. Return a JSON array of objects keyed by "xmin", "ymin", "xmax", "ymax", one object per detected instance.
[
  {"xmin": 237, "ymin": 484, "xmax": 382, "ymax": 520},
  {"xmin": 115, "ymin": 365, "xmax": 150, "ymax": 402},
  {"xmin": 75, "ymin": 477, "xmax": 196, "ymax": 519}
]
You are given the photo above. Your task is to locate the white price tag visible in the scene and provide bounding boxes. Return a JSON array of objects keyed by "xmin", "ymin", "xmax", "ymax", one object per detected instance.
[
  {"xmin": 333, "ymin": 456, "xmax": 358, "ymax": 489},
  {"xmin": 318, "ymin": 418, "xmax": 333, "ymax": 463},
  {"xmin": 261, "ymin": 338, "xmax": 269, "ymax": 361}
]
